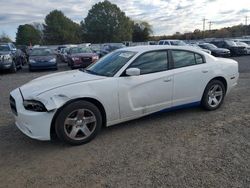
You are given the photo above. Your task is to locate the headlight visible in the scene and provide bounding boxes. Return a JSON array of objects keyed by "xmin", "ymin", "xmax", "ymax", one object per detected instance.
[
  {"xmin": 29, "ymin": 59, "xmax": 35, "ymax": 63},
  {"xmin": 3, "ymin": 54, "xmax": 11, "ymax": 61},
  {"xmin": 92, "ymin": 56, "xmax": 99, "ymax": 61},
  {"xmin": 72, "ymin": 57, "xmax": 80, "ymax": 61},
  {"xmin": 23, "ymin": 100, "xmax": 47, "ymax": 112},
  {"xmin": 49, "ymin": 58, "xmax": 56, "ymax": 63}
]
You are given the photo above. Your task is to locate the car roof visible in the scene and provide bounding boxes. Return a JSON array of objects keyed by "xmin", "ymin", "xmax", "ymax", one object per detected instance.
[{"xmin": 117, "ymin": 45, "xmax": 206, "ymax": 54}]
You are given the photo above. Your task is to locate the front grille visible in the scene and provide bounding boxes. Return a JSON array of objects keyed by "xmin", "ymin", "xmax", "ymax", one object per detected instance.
[
  {"xmin": 81, "ymin": 57, "xmax": 92, "ymax": 64},
  {"xmin": 10, "ymin": 95, "xmax": 17, "ymax": 116}
]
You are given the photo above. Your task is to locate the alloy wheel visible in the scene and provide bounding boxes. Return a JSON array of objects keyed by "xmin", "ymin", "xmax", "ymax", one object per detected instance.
[
  {"xmin": 64, "ymin": 109, "xmax": 97, "ymax": 140},
  {"xmin": 207, "ymin": 84, "xmax": 223, "ymax": 108}
]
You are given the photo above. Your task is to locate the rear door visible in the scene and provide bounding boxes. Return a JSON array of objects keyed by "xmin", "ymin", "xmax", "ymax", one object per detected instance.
[{"xmin": 170, "ymin": 50, "xmax": 213, "ymax": 106}]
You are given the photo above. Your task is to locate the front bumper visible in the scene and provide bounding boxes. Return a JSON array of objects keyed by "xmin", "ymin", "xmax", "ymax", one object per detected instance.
[
  {"xmin": 10, "ymin": 89, "xmax": 55, "ymax": 141},
  {"xmin": 29, "ymin": 62, "xmax": 57, "ymax": 70},
  {"xmin": 0, "ymin": 62, "xmax": 12, "ymax": 70}
]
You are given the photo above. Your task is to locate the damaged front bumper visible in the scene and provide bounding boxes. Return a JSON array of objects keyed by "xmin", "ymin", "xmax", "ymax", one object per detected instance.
[{"xmin": 10, "ymin": 88, "xmax": 56, "ymax": 141}]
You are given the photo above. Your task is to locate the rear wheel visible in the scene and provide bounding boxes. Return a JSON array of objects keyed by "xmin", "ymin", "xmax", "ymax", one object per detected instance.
[
  {"xmin": 55, "ymin": 101, "xmax": 102, "ymax": 145},
  {"xmin": 202, "ymin": 80, "xmax": 225, "ymax": 110}
]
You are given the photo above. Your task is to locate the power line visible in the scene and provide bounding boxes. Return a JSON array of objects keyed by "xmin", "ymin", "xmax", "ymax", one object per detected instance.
[
  {"xmin": 202, "ymin": 18, "xmax": 208, "ymax": 31},
  {"xmin": 208, "ymin": 21, "xmax": 213, "ymax": 30},
  {"xmin": 202, "ymin": 18, "xmax": 208, "ymax": 38}
]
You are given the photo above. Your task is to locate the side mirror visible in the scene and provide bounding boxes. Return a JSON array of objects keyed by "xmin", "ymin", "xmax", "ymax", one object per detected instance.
[{"xmin": 126, "ymin": 68, "xmax": 140, "ymax": 76}]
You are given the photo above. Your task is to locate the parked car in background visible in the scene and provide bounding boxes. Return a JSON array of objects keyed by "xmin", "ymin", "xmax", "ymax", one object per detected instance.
[
  {"xmin": 0, "ymin": 43, "xmax": 23, "ymax": 73},
  {"xmin": 66, "ymin": 47, "xmax": 99, "ymax": 69},
  {"xmin": 29, "ymin": 47, "xmax": 57, "ymax": 71},
  {"xmin": 57, "ymin": 47, "xmax": 69, "ymax": 63},
  {"xmin": 10, "ymin": 46, "xmax": 239, "ymax": 145},
  {"xmin": 210, "ymin": 40, "xmax": 247, "ymax": 56},
  {"xmin": 235, "ymin": 41, "xmax": 250, "ymax": 55},
  {"xmin": 90, "ymin": 44, "xmax": 104, "ymax": 58},
  {"xmin": 100, "ymin": 43, "xmax": 126, "ymax": 56},
  {"xmin": 16, "ymin": 45, "xmax": 29, "ymax": 63},
  {"xmin": 188, "ymin": 44, "xmax": 211, "ymax": 54},
  {"xmin": 198, "ymin": 43, "xmax": 231, "ymax": 57},
  {"xmin": 158, "ymin": 40, "xmax": 187, "ymax": 46}
]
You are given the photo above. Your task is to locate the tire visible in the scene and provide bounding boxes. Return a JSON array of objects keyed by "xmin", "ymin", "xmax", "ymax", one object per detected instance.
[
  {"xmin": 10, "ymin": 62, "xmax": 17, "ymax": 73},
  {"xmin": 201, "ymin": 80, "xmax": 226, "ymax": 111},
  {"xmin": 55, "ymin": 100, "xmax": 102, "ymax": 145}
]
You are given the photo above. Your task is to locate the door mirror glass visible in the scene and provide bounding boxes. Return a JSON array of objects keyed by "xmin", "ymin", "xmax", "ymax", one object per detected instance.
[{"xmin": 126, "ymin": 68, "xmax": 140, "ymax": 76}]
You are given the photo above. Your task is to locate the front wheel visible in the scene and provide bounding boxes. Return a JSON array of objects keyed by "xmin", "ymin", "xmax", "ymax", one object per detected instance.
[
  {"xmin": 55, "ymin": 101, "xmax": 102, "ymax": 145},
  {"xmin": 201, "ymin": 80, "xmax": 225, "ymax": 110}
]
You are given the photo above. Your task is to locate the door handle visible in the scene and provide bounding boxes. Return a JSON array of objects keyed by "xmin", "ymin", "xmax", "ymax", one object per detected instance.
[
  {"xmin": 202, "ymin": 70, "xmax": 209, "ymax": 73},
  {"xmin": 163, "ymin": 78, "xmax": 172, "ymax": 82}
]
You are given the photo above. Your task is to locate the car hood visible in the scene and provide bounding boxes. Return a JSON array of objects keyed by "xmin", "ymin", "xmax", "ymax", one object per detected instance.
[
  {"xmin": 20, "ymin": 70, "xmax": 105, "ymax": 98},
  {"xmin": 30, "ymin": 55, "xmax": 55, "ymax": 61}
]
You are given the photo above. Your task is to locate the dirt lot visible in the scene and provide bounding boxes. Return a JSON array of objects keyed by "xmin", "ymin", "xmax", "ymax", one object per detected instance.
[{"xmin": 0, "ymin": 57, "xmax": 250, "ymax": 188}]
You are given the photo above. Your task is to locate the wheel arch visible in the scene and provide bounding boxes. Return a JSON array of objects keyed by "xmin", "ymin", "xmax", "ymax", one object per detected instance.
[
  {"xmin": 201, "ymin": 76, "xmax": 228, "ymax": 101},
  {"xmin": 50, "ymin": 97, "xmax": 107, "ymax": 139},
  {"xmin": 209, "ymin": 76, "xmax": 228, "ymax": 92}
]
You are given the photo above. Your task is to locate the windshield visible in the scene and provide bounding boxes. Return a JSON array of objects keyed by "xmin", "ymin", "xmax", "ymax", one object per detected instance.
[
  {"xmin": 85, "ymin": 51, "xmax": 137, "ymax": 77},
  {"xmin": 170, "ymin": 41, "xmax": 186, "ymax": 46},
  {"xmin": 70, "ymin": 47, "xmax": 92, "ymax": 54},
  {"xmin": 31, "ymin": 48, "xmax": 53, "ymax": 56},
  {"xmin": 0, "ymin": 45, "xmax": 10, "ymax": 51},
  {"xmin": 204, "ymin": 44, "xmax": 218, "ymax": 49},
  {"xmin": 236, "ymin": 42, "xmax": 247, "ymax": 46},
  {"xmin": 103, "ymin": 44, "xmax": 124, "ymax": 51},
  {"xmin": 226, "ymin": 40, "xmax": 237, "ymax": 46},
  {"xmin": 191, "ymin": 44, "xmax": 202, "ymax": 49}
]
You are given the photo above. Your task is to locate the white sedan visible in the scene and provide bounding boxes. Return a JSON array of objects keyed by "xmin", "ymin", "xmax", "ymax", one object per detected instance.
[{"xmin": 10, "ymin": 46, "xmax": 239, "ymax": 145}]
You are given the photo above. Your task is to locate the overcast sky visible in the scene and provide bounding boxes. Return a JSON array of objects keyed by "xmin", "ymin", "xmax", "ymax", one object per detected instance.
[{"xmin": 0, "ymin": 0, "xmax": 249, "ymax": 40}]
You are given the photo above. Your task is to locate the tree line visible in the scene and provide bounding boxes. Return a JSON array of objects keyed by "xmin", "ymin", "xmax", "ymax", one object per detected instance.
[
  {"xmin": 15, "ymin": 0, "xmax": 152, "ymax": 45},
  {"xmin": 151, "ymin": 24, "xmax": 250, "ymax": 41}
]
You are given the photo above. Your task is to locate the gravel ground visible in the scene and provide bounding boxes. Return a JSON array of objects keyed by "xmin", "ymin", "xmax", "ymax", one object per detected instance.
[{"xmin": 0, "ymin": 57, "xmax": 250, "ymax": 188}]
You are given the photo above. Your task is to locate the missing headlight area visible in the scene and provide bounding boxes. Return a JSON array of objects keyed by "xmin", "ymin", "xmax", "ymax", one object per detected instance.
[{"xmin": 23, "ymin": 100, "xmax": 47, "ymax": 112}]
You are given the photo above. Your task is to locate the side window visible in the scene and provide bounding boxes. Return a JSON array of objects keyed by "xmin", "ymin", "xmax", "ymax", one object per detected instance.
[
  {"xmin": 195, "ymin": 53, "xmax": 204, "ymax": 64},
  {"xmin": 172, "ymin": 50, "xmax": 196, "ymax": 68},
  {"xmin": 159, "ymin": 41, "xmax": 164, "ymax": 45},
  {"xmin": 129, "ymin": 51, "xmax": 168, "ymax": 75}
]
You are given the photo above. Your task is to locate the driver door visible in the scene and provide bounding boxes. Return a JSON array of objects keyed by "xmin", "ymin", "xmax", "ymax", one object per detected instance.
[{"xmin": 118, "ymin": 50, "xmax": 174, "ymax": 120}]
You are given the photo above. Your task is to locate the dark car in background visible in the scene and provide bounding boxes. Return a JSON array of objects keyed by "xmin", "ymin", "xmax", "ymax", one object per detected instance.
[
  {"xmin": 100, "ymin": 43, "xmax": 125, "ymax": 57},
  {"xmin": 29, "ymin": 47, "xmax": 57, "ymax": 71},
  {"xmin": 16, "ymin": 45, "xmax": 29, "ymax": 63},
  {"xmin": 66, "ymin": 47, "xmax": 99, "ymax": 69},
  {"xmin": 235, "ymin": 41, "xmax": 250, "ymax": 55},
  {"xmin": 198, "ymin": 43, "xmax": 231, "ymax": 57},
  {"xmin": 0, "ymin": 43, "xmax": 23, "ymax": 73},
  {"xmin": 210, "ymin": 40, "xmax": 247, "ymax": 56}
]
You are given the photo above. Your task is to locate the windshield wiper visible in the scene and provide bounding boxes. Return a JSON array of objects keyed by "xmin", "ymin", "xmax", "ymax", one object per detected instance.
[{"xmin": 82, "ymin": 69, "xmax": 99, "ymax": 75}]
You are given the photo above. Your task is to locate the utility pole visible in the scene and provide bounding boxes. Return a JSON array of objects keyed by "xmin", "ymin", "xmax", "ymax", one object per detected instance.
[
  {"xmin": 202, "ymin": 18, "xmax": 208, "ymax": 38},
  {"xmin": 245, "ymin": 16, "xmax": 248, "ymax": 25},
  {"xmin": 208, "ymin": 21, "xmax": 213, "ymax": 30}
]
